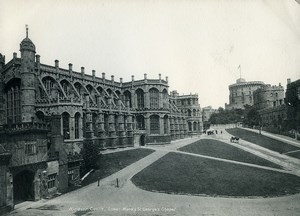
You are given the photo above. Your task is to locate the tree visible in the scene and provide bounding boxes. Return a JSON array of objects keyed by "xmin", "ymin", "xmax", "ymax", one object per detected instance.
[
  {"xmin": 81, "ymin": 139, "xmax": 100, "ymax": 174},
  {"xmin": 244, "ymin": 106, "xmax": 261, "ymax": 127}
]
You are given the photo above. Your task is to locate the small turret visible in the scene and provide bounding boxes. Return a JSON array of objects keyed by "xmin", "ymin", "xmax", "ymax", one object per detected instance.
[
  {"xmin": 20, "ymin": 25, "xmax": 36, "ymax": 55},
  {"xmin": 20, "ymin": 25, "xmax": 37, "ymax": 122}
]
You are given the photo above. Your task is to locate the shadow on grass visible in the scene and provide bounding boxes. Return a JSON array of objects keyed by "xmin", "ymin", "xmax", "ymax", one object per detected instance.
[
  {"xmin": 226, "ymin": 128, "xmax": 300, "ymax": 159},
  {"xmin": 132, "ymin": 152, "xmax": 300, "ymax": 197},
  {"xmin": 178, "ymin": 139, "xmax": 282, "ymax": 169},
  {"xmin": 82, "ymin": 148, "xmax": 155, "ymax": 187}
]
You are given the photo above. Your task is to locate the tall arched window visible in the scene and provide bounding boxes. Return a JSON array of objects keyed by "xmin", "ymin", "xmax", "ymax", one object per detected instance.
[
  {"xmin": 149, "ymin": 88, "xmax": 159, "ymax": 109},
  {"xmin": 150, "ymin": 115, "xmax": 160, "ymax": 134},
  {"xmin": 124, "ymin": 90, "xmax": 132, "ymax": 108},
  {"xmin": 188, "ymin": 122, "xmax": 192, "ymax": 131},
  {"xmin": 62, "ymin": 112, "xmax": 70, "ymax": 140},
  {"xmin": 188, "ymin": 109, "xmax": 192, "ymax": 117},
  {"xmin": 75, "ymin": 113, "xmax": 81, "ymax": 139},
  {"xmin": 136, "ymin": 115, "xmax": 145, "ymax": 130},
  {"xmin": 193, "ymin": 122, "xmax": 197, "ymax": 131},
  {"xmin": 136, "ymin": 89, "xmax": 144, "ymax": 108},
  {"xmin": 5, "ymin": 79, "xmax": 21, "ymax": 124}
]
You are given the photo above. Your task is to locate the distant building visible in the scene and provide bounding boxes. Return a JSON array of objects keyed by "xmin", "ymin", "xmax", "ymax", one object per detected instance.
[
  {"xmin": 202, "ymin": 106, "xmax": 218, "ymax": 122},
  {"xmin": 253, "ymin": 83, "xmax": 286, "ymax": 128},
  {"xmin": 170, "ymin": 91, "xmax": 203, "ymax": 135},
  {"xmin": 225, "ymin": 78, "xmax": 265, "ymax": 110},
  {"xmin": 285, "ymin": 78, "xmax": 300, "ymax": 131},
  {"xmin": 253, "ymin": 84, "xmax": 285, "ymax": 110}
]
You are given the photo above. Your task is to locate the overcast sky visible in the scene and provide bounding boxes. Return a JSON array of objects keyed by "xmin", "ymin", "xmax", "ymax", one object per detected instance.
[{"xmin": 1, "ymin": 0, "xmax": 300, "ymax": 108}]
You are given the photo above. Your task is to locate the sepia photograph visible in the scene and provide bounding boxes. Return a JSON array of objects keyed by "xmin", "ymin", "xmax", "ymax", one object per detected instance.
[{"xmin": 0, "ymin": 0, "xmax": 300, "ymax": 215}]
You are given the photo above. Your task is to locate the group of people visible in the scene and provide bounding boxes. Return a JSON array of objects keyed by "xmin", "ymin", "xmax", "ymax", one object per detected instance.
[{"xmin": 204, "ymin": 129, "xmax": 223, "ymax": 135}]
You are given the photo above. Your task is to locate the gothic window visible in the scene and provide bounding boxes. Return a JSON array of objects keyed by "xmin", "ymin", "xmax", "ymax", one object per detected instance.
[
  {"xmin": 136, "ymin": 115, "xmax": 145, "ymax": 130},
  {"xmin": 193, "ymin": 122, "xmax": 197, "ymax": 131},
  {"xmin": 62, "ymin": 112, "xmax": 70, "ymax": 140},
  {"xmin": 188, "ymin": 122, "xmax": 192, "ymax": 131},
  {"xmin": 136, "ymin": 89, "xmax": 144, "ymax": 108},
  {"xmin": 150, "ymin": 88, "xmax": 159, "ymax": 109},
  {"xmin": 5, "ymin": 79, "xmax": 21, "ymax": 124},
  {"xmin": 124, "ymin": 91, "xmax": 132, "ymax": 108},
  {"xmin": 75, "ymin": 113, "xmax": 80, "ymax": 139},
  {"xmin": 188, "ymin": 109, "xmax": 192, "ymax": 117},
  {"xmin": 150, "ymin": 115, "xmax": 160, "ymax": 134}
]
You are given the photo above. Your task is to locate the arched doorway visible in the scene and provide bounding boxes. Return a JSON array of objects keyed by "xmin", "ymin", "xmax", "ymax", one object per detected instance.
[
  {"xmin": 13, "ymin": 170, "xmax": 35, "ymax": 204},
  {"xmin": 140, "ymin": 135, "xmax": 146, "ymax": 146}
]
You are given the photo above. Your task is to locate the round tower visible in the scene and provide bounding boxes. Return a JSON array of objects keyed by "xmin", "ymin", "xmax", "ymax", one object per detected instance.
[{"xmin": 20, "ymin": 25, "xmax": 36, "ymax": 122}]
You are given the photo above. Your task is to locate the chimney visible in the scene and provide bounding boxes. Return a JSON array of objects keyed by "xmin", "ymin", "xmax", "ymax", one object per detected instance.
[
  {"xmin": 131, "ymin": 75, "xmax": 134, "ymax": 81},
  {"xmin": 102, "ymin": 72, "xmax": 105, "ymax": 80},
  {"xmin": 159, "ymin": 73, "xmax": 161, "ymax": 80},
  {"xmin": 144, "ymin": 73, "xmax": 147, "ymax": 80},
  {"xmin": 81, "ymin": 67, "xmax": 85, "ymax": 75},
  {"xmin": 55, "ymin": 60, "xmax": 59, "ymax": 68},
  {"xmin": 68, "ymin": 63, "xmax": 73, "ymax": 71},
  {"xmin": 111, "ymin": 75, "xmax": 114, "ymax": 82},
  {"xmin": 166, "ymin": 76, "xmax": 168, "ymax": 83},
  {"xmin": 120, "ymin": 77, "xmax": 123, "ymax": 83},
  {"xmin": 287, "ymin": 78, "xmax": 291, "ymax": 85},
  {"xmin": 36, "ymin": 55, "xmax": 40, "ymax": 63},
  {"xmin": 13, "ymin": 52, "xmax": 17, "ymax": 59}
]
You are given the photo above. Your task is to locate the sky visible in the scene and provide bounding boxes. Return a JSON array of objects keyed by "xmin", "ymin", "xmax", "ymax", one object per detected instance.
[{"xmin": 1, "ymin": 0, "xmax": 300, "ymax": 109}]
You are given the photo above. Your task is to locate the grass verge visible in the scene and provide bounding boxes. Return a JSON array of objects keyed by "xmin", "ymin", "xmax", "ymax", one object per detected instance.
[
  {"xmin": 226, "ymin": 128, "xmax": 300, "ymax": 159},
  {"xmin": 178, "ymin": 139, "xmax": 282, "ymax": 169},
  {"xmin": 132, "ymin": 152, "xmax": 300, "ymax": 197},
  {"xmin": 82, "ymin": 148, "xmax": 155, "ymax": 186}
]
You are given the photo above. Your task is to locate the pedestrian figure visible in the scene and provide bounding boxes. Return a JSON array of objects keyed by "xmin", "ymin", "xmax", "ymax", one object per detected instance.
[{"xmin": 97, "ymin": 177, "xmax": 100, "ymax": 187}]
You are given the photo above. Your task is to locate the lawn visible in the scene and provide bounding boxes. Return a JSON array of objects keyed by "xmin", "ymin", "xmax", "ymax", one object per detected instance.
[
  {"xmin": 82, "ymin": 148, "xmax": 155, "ymax": 186},
  {"xmin": 131, "ymin": 152, "xmax": 300, "ymax": 197},
  {"xmin": 226, "ymin": 128, "xmax": 300, "ymax": 159},
  {"xmin": 178, "ymin": 139, "xmax": 282, "ymax": 169}
]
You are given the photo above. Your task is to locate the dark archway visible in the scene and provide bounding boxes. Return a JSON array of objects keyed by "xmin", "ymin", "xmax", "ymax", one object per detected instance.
[
  {"xmin": 13, "ymin": 170, "xmax": 35, "ymax": 204},
  {"xmin": 140, "ymin": 135, "xmax": 146, "ymax": 146}
]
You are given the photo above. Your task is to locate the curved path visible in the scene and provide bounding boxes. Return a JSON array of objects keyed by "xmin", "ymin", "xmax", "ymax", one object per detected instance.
[{"xmin": 8, "ymin": 134, "xmax": 300, "ymax": 216}]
